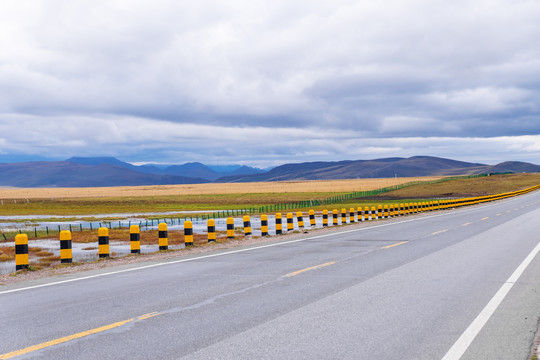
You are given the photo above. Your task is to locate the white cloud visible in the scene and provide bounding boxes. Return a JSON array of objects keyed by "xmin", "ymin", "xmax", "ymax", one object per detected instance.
[
  {"xmin": 1, "ymin": 0, "xmax": 540, "ymax": 164},
  {"xmin": 421, "ymin": 87, "xmax": 532, "ymax": 114},
  {"xmin": 1, "ymin": 113, "xmax": 540, "ymax": 166}
]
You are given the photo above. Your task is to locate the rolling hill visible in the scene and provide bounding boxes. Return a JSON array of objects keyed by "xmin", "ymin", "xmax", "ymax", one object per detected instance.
[
  {"xmin": 216, "ymin": 156, "xmax": 539, "ymax": 182},
  {"xmin": 1, "ymin": 156, "xmax": 538, "ymax": 187}
]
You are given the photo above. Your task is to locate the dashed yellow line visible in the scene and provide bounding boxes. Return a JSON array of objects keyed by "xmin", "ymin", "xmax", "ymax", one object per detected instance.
[
  {"xmin": 432, "ymin": 229, "xmax": 449, "ymax": 235},
  {"xmin": 383, "ymin": 241, "xmax": 408, "ymax": 249},
  {"xmin": 481, "ymin": 217, "xmax": 489, "ymax": 221},
  {"xmin": 0, "ymin": 312, "xmax": 161, "ymax": 359},
  {"xmin": 462, "ymin": 222, "xmax": 472, "ymax": 227},
  {"xmin": 496, "ymin": 213, "xmax": 502, "ymax": 216},
  {"xmin": 138, "ymin": 312, "xmax": 160, "ymax": 320},
  {"xmin": 284, "ymin": 261, "xmax": 336, "ymax": 277}
]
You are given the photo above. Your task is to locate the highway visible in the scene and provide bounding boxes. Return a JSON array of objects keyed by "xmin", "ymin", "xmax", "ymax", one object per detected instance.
[{"xmin": 2, "ymin": 191, "xmax": 540, "ymax": 359}]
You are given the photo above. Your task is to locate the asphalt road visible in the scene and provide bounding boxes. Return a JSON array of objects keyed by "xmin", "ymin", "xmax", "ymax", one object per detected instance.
[{"xmin": 2, "ymin": 192, "xmax": 540, "ymax": 359}]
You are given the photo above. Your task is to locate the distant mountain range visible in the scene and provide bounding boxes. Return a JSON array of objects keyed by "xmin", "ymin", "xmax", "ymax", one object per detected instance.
[
  {"xmin": 0, "ymin": 156, "xmax": 538, "ymax": 187},
  {"xmin": 65, "ymin": 157, "xmax": 265, "ymax": 181},
  {"xmin": 216, "ymin": 156, "xmax": 540, "ymax": 182}
]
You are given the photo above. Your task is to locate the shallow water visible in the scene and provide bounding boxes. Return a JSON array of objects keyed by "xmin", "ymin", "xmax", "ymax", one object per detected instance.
[
  {"xmin": 0, "ymin": 215, "xmax": 337, "ymax": 275},
  {"xmin": 0, "ymin": 239, "xmax": 185, "ymax": 275}
]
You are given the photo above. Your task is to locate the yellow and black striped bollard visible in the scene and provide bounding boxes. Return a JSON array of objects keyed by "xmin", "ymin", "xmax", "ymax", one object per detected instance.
[
  {"xmin": 158, "ymin": 223, "xmax": 168, "ymax": 250},
  {"xmin": 333, "ymin": 209, "xmax": 338, "ymax": 225},
  {"xmin": 227, "ymin": 217, "xmax": 235, "ymax": 239},
  {"xmin": 243, "ymin": 215, "xmax": 252, "ymax": 236},
  {"xmin": 297, "ymin": 212, "xmax": 304, "ymax": 229},
  {"xmin": 129, "ymin": 225, "xmax": 140, "ymax": 254},
  {"xmin": 207, "ymin": 219, "xmax": 216, "ymax": 242},
  {"xmin": 287, "ymin": 213, "xmax": 294, "ymax": 232},
  {"xmin": 98, "ymin": 227, "xmax": 109, "ymax": 258},
  {"xmin": 15, "ymin": 233, "xmax": 29, "ymax": 270},
  {"xmin": 341, "ymin": 208, "xmax": 347, "ymax": 224},
  {"xmin": 350, "ymin": 208, "xmax": 356, "ymax": 223},
  {"xmin": 384, "ymin": 205, "xmax": 389, "ymax": 218},
  {"xmin": 377, "ymin": 205, "xmax": 382, "ymax": 219},
  {"xmin": 276, "ymin": 213, "xmax": 283, "ymax": 234},
  {"xmin": 261, "ymin": 215, "xmax": 268, "ymax": 236},
  {"xmin": 184, "ymin": 220, "xmax": 194, "ymax": 246},
  {"xmin": 309, "ymin": 210, "xmax": 316, "ymax": 227},
  {"xmin": 60, "ymin": 230, "xmax": 73, "ymax": 263},
  {"xmin": 322, "ymin": 210, "xmax": 328, "ymax": 227},
  {"xmin": 359, "ymin": 207, "xmax": 365, "ymax": 221}
]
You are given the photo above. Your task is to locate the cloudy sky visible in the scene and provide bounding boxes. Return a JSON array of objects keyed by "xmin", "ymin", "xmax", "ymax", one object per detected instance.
[{"xmin": 1, "ymin": 0, "xmax": 539, "ymax": 167}]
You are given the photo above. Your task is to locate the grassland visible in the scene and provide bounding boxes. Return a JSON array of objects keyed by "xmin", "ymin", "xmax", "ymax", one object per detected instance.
[
  {"xmin": 0, "ymin": 177, "xmax": 441, "ymax": 199},
  {"xmin": 377, "ymin": 173, "xmax": 540, "ymax": 199},
  {"xmin": 0, "ymin": 177, "xmax": 441, "ymax": 216},
  {"xmin": 1, "ymin": 174, "xmax": 539, "ymax": 217}
]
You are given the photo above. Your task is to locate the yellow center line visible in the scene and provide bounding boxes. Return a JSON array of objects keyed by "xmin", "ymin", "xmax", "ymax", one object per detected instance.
[
  {"xmin": 462, "ymin": 222, "xmax": 472, "ymax": 227},
  {"xmin": 0, "ymin": 312, "xmax": 161, "ymax": 359},
  {"xmin": 284, "ymin": 261, "xmax": 336, "ymax": 277},
  {"xmin": 432, "ymin": 229, "xmax": 449, "ymax": 235},
  {"xmin": 383, "ymin": 241, "xmax": 408, "ymax": 249},
  {"xmin": 496, "ymin": 213, "xmax": 502, "ymax": 216},
  {"xmin": 481, "ymin": 217, "xmax": 489, "ymax": 221}
]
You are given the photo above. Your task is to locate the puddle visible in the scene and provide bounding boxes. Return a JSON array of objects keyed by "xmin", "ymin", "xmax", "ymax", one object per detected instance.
[{"xmin": 0, "ymin": 210, "xmax": 231, "ymax": 221}]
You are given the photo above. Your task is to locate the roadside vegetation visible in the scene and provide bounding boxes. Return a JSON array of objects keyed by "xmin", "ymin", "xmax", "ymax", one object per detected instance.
[{"xmin": 377, "ymin": 173, "xmax": 540, "ymax": 199}]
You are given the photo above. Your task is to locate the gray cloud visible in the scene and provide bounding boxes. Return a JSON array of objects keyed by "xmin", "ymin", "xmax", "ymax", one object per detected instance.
[{"xmin": 1, "ymin": 0, "xmax": 540, "ymax": 165}]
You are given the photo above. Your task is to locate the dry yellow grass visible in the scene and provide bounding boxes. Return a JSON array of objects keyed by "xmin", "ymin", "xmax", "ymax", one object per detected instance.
[{"xmin": 0, "ymin": 177, "xmax": 443, "ymax": 199}]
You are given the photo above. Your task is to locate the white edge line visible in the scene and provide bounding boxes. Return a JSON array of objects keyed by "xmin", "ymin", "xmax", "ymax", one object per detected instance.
[
  {"xmin": 0, "ymin": 216, "xmax": 428, "ymax": 295},
  {"xmin": 0, "ymin": 193, "xmax": 534, "ymax": 295},
  {"xmin": 0, "ymin": 219, "xmax": 406, "ymax": 295},
  {"xmin": 441, "ymin": 240, "xmax": 540, "ymax": 360}
]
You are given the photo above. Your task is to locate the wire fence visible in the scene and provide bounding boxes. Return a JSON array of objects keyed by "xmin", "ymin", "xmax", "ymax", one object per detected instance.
[{"xmin": 0, "ymin": 174, "xmax": 487, "ymax": 241}]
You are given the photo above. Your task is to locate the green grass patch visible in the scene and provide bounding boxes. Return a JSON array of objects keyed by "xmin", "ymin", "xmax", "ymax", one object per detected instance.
[
  {"xmin": 0, "ymin": 192, "xmax": 351, "ymax": 216},
  {"xmin": 376, "ymin": 173, "xmax": 540, "ymax": 199}
]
